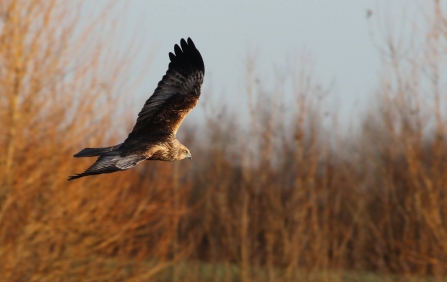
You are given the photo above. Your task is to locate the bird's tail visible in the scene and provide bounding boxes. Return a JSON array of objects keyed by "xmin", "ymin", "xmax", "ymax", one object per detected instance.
[
  {"xmin": 68, "ymin": 151, "xmax": 145, "ymax": 181},
  {"xmin": 73, "ymin": 144, "xmax": 122, "ymax": 158}
]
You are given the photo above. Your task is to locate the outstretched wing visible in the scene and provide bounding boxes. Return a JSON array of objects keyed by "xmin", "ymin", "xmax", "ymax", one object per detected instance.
[
  {"xmin": 126, "ymin": 38, "xmax": 205, "ymax": 142},
  {"xmin": 68, "ymin": 151, "xmax": 146, "ymax": 180}
]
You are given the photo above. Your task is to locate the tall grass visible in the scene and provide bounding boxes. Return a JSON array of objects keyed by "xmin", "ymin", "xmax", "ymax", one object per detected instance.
[
  {"xmin": 0, "ymin": 1, "xmax": 185, "ymax": 280},
  {"xmin": 0, "ymin": 0, "xmax": 447, "ymax": 281}
]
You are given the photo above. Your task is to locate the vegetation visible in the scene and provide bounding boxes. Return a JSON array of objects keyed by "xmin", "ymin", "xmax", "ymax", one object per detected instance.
[{"xmin": 0, "ymin": 0, "xmax": 446, "ymax": 281}]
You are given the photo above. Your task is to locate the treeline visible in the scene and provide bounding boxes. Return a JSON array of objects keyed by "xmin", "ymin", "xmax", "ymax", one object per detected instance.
[{"xmin": 0, "ymin": 0, "xmax": 446, "ymax": 281}]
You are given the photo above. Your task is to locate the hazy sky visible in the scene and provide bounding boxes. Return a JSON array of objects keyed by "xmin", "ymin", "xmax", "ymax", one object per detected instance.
[{"xmin": 115, "ymin": 0, "xmax": 424, "ymax": 128}]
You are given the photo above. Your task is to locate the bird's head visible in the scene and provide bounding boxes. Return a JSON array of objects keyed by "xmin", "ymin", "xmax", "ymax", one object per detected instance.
[{"xmin": 177, "ymin": 144, "xmax": 192, "ymax": 160}]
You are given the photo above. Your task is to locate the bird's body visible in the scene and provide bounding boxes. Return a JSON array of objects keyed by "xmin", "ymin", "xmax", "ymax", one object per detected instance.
[{"xmin": 69, "ymin": 38, "xmax": 204, "ymax": 180}]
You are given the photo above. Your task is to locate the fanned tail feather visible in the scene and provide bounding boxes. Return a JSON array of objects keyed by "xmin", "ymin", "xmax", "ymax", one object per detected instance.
[{"xmin": 73, "ymin": 144, "xmax": 122, "ymax": 158}]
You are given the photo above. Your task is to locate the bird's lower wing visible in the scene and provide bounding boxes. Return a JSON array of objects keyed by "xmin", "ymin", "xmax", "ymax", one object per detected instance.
[{"xmin": 68, "ymin": 152, "xmax": 146, "ymax": 180}]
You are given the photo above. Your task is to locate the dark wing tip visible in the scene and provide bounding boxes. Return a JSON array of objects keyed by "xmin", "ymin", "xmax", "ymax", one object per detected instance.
[
  {"xmin": 187, "ymin": 37, "xmax": 196, "ymax": 48},
  {"xmin": 168, "ymin": 37, "xmax": 205, "ymax": 74},
  {"xmin": 180, "ymin": 38, "xmax": 188, "ymax": 50},
  {"xmin": 68, "ymin": 174, "xmax": 82, "ymax": 181},
  {"xmin": 174, "ymin": 44, "xmax": 182, "ymax": 56}
]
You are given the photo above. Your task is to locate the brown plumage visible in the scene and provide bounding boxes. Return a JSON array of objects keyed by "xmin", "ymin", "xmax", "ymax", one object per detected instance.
[{"xmin": 68, "ymin": 38, "xmax": 205, "ymax": 180}]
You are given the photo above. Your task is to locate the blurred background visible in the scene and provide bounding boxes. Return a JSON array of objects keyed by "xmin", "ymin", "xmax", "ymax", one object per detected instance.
[{"xmin": 0, "ymin": 0, "xmax": 446, "ymax": 281}]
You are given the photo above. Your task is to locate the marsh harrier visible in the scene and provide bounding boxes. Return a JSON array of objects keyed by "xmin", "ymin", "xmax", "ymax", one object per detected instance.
[{"xmin": 69, "ymin": 38, "xmax": 204, "ymax": 180}]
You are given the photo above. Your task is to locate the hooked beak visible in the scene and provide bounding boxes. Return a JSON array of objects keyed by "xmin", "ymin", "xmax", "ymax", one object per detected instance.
[{"xmin": 188, "ymin": 153, "xmax": 192, "ymax": 160}]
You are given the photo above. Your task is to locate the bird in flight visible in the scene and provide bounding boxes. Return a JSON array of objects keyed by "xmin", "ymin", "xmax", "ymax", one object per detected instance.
[{"xmin": 69, "ymin": 38, "xmax": 205, "ymax": 180}]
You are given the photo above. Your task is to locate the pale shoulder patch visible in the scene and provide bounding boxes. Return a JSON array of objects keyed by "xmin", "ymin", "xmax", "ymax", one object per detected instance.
[
  {"xmin": 116, "ymin": 155, "xmax": 146, "ymax": 170},
  {"xmin": 144, "ymin": 145, "xmax": 165, "ymax": 159}
]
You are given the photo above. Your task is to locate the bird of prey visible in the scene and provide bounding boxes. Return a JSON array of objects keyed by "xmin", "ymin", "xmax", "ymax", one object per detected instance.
[{"xmin": 68, "ymin": 38, "xmax": 204, "ymax": 180}]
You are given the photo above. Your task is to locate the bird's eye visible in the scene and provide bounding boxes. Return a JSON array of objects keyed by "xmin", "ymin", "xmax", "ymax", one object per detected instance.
[{"xmin": 184, "ymin": 150, "xmax": 188, "ymax": 154}]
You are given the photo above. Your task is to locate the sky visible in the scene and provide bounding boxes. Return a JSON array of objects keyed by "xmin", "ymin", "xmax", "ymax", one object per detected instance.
[{"xmin": 111, "ymin": 0, "xmax": 425, "ymax": 130}]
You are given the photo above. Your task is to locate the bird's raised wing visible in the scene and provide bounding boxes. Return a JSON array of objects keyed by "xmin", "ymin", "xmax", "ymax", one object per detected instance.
[{"xmin": 126, "ymin": 38, "xmax": 204, "ymax": 141}]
